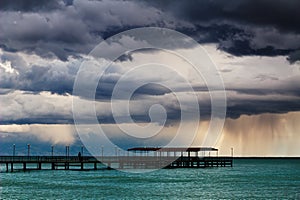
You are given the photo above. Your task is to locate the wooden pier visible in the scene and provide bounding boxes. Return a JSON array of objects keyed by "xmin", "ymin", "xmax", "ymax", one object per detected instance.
[{"xmin": 0, "ymin": 147, "xmax": 233, "ymax": 172}]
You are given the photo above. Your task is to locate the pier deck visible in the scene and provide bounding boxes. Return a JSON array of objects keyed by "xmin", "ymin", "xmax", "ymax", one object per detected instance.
[{"xmin": 0, "ymin": 155, "xmax": 233, "ymax": 172}]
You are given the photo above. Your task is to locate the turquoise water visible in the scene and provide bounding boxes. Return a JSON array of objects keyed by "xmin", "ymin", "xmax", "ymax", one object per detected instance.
[{"xmin": 1, "ymin": 159, "xmax": 300, "ymax": 199}]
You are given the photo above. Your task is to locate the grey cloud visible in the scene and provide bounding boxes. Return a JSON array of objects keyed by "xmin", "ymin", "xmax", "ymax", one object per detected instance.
[
  {"xmin": 2, "ymin": 51, "xmax": 300, "ymax": 124},
  {"xmin": 113, "ymin": 49, "xmax": 159, "ymax": 62},
  {"xmin": 133, "ymin": 83, "xmax": 171, "ymax": 96},
  {"xmin": 143, "ymin": 0, "xmax": 300, "ymax": 62},
  {"xmin": 0, "ymin": 0, "xmax": 166, "ymax": 61},
  {"xmin": 0, "ymin": 90, "xmax": 74, "ymax": 125},
  {"xmin": 254, "ymin": 74, "xmax": 279, "ymax": 82},
  {"xmin": 231, "ymin": 88, "xmax": 300, "ymax": 98},
  {"xmin": 2, "ymin": 0, "xmax": 300, "ymax": 62},
  {"xmin": 115, "ymin": 53, "xmax": 133, "ymax": 62},
  {"xmin": 0, "ymin": 51, "xmax": 176, "ymax": 98},
  {"xmin": 287, "ymin": 50, "xmax": 300, "ymax": 64},
  {"xmin": 0, "ymin": 0, "xmax": 63, "ymax": 12},
  {"xmin": 145, "ymin": 0, "xmax": 300, "ymax": 33},
  {"xmin": 227, "ymin": 98, "xmax": 300, "ymax": 119},
  {"xmin": 0, "ymin": 56, "xmax": 77, "ymax": 95},
  {"xmin": 2, "ymin": 87, "xmax": 300, "ymax": 124},
  {"xmin": 0, "ymin": 9, "xmax": 95, "ymax": 61}
]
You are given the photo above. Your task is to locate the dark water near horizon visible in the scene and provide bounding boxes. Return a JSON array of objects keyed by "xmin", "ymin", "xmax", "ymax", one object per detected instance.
[{"xmin": 1, "ymin": 159, "xmax": 300, "ymax": 199}]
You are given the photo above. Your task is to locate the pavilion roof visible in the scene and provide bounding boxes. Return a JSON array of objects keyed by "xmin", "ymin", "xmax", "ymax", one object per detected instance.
[{"xmin": 127, "ymin": 147, "xmax": 218, "ymax": 152}]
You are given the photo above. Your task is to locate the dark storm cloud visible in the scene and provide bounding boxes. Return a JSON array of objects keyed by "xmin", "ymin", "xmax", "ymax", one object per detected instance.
[
  {"xmin": 0, "ymin": 53, "xmax": 175, "ymax": 98},
  {"xmin": 3, "ymin": 88, "xmax": 300, "ymax": 124},
  {"xmin": 95, "ymin": 82, "xmax": 172, "ymax": 100},
  {"xmin": 0, "ymin": 59, "xmax": 76, "ymax": 95},
  {"xmin": 0, "ymin": 0, "xmax": 63, "ymax": 12},
  {"xmin": 133, "ymin": 84, "xmax": 171, "ymax": 96},
  {"xmin": 287, "ymin": 50, "xmax": 300, "ymax": 64},
  {"xmin": 1, "ymin": 0, "xmax": 300, "ymax": 62},
  {"xmin": 0, "ymin": 117, "xmax": 74, "ymax": 125},
  {"xmin": 147, "ymin": 0, "xmax": 300, "ymax": 32},
  {"xmin": 115, "ymin": 53, "xmax": 133, "ymax": 62},
  {"xmin": 157, "ymin": 0, "xmax": 300, "ymax": 60},
  {"xmin": 227, "ymin": 98, "xmax": 300, "ymax": 119},
  {"xmin": 114, "ymin": 49, "xmax": 161, "ymax": 62},
  {"xmin": 0, "ymin": 0, "xmax": 165, "ymax": 61},
  {"xmin": 142, "ymin": 0, "xmax": 300, "ymax": 62}
]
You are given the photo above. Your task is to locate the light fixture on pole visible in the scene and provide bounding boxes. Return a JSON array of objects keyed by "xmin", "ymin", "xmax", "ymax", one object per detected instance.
[
  {"xmin": 51, "ymin": 145, "xmax": 54, "ymax": 157},
  {"xmin": 27, "ymin": 144, "xmax": 30, "ymax": 157},
  {"xmin": 13, "ymin": 144, "xmax": 16, "ymax": 157}
]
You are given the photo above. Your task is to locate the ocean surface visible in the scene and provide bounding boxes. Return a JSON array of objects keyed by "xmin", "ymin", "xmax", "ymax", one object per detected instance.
[{"xmin": 1, "ymin": 159, "xmax": 300, "ymax": 199}]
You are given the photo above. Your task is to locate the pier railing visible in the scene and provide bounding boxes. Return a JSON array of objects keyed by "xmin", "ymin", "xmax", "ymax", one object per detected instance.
[{"xmin": 0, "ymin": 156, "xmax": 233, "ymax": 162}]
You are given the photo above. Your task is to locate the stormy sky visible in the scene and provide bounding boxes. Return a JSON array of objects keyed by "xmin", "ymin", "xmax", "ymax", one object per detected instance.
[{"xmin": 1, "ymin": 0, "xmax": 300, "ymax": 156}]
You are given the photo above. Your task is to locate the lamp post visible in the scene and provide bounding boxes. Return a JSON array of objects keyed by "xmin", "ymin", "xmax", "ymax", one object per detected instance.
[
  {"xmin": 27, "ymin": 144, "xmax": 30, "ymax": 157},
  {"xmin": 66, "ymin": 145, "xmax": 70, "ymax": 158},
  {"xmin": 13, "ymin": 144, "xmax": 16, "ymax": 157},
  {"xmin": 51, "ymin": 145, "xmax": 54, "ymax": 157},
  {"xmin": 231, "ymin": 147, "xmax": 234, "ymax": 157},
  {"xmin": 81, "ymin": 145, "xmax": 84, "ymax": 156}
]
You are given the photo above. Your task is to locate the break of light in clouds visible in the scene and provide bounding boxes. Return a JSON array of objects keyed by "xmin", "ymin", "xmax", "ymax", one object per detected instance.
[
  {"xmin": 0, "ymin": 124, "xmax": 75, "ymax": 145},
  {"xmin": 1, "ymin": 0, "xmax": 300, "ymax": 156}
]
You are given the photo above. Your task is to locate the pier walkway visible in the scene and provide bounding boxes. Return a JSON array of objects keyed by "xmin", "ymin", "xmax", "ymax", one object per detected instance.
[{"xmin": 0, "ymin": 147, "xmax": 233, "ymax": 172}]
